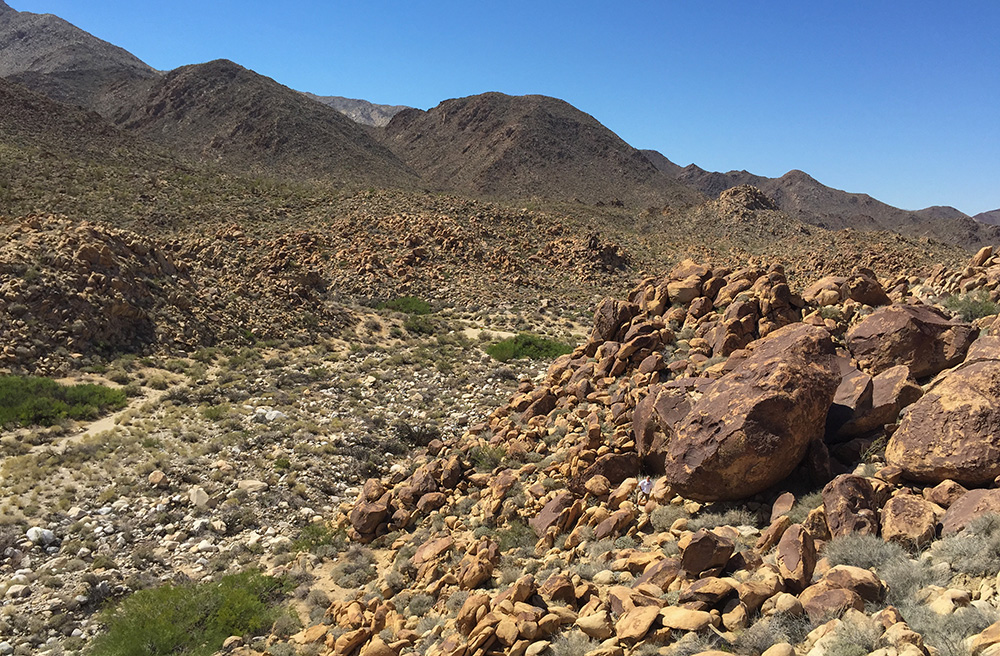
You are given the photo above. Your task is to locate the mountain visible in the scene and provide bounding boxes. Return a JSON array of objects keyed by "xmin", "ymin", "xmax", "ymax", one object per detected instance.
[
  {"xmin": 974, "ymin": 209, "xmax": 1000, "ymax": 226},
  {"xmin": 302, "ymin": 92, "xmax": 409, "ymax": 127},
  {"xmin": 0, "ymin": 0, "xmax": 156, "ymax": 106},
  {"xmin": 638, "ymin": 149, "xmax": 684, "ymax": 177},
  {"xmin": 644, "ymin": 152, "xmax": 1000, "ymax": 250},
  {"xmin": 380, "ymin": 92, "xmax": 703, "ymax": 208},
  {"xmin": 101, "ymin": 59, "xmax": 418, "ymax": 187},
  {"xmin": 914, "ymin": 205, "xmax": 970, "ymax": 221}
]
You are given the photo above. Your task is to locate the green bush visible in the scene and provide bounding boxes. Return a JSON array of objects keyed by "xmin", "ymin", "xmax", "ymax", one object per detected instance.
[
  {"xmin": 403, "ymin": 315, "xmax": 437, "ymax": 336},
  {"xmin": 88, "ymin": 571, "xmax": 285, "ymax": 656},
  {"xmin": 485, "ymin": 333, "xmax": 573, "ymax": 362},
  {"xmin": 291, "ymin": 522, "xmax": 346, "ymax": 557},
  {"xmin": 470, "ymin": 444, "xmax": 506, "ymax": 472},
  {"xmin": 381, "ymin": 296, "xmax": 431, "ymax": 315},
  {"xmin": 0, "ymin": 376, "xmax": 126, "ymax": 427},
  {"xmin": 496, "ymin": 520, "xmax": 537, "ymax": 552},
  {"xmin": 944, "ymin": 289, "xmax": 999, "ymax": 322}
]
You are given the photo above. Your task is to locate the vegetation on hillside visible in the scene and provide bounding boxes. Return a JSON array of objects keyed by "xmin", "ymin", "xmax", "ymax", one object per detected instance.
[
  {"xmin": 0, "ymin": 376, "xmax": 126, "ymax": 427},
  {"xmin": 485, "ymin": 333, "xmax": 573, "ymax": 362}
]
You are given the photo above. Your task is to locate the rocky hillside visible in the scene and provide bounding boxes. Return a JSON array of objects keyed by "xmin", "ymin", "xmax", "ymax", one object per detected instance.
[
  {"xmin": 0, "ymin": 0, "xmax": 156, "ymax": 107},
  {"xmin": 975, "ymin": 210, "xmax": 1000, "ymax": 226},
  {"xmin": 643, "ymin": 155, "xmax": 1000, "ymax": 251},
  {"xmin": 380, "ymin": 93, "xmax": 703, "ymax": 209},
  {"xmin": 97, "ymin": 59, "xmax": 419, "ymax": 187},
  {"xmin": 303, "ymin": 92, "xmax": 410, "ymax": 127},
  {"xmin": 244, "ymin": 246, "xmax": 1000, "ymax": 656}
]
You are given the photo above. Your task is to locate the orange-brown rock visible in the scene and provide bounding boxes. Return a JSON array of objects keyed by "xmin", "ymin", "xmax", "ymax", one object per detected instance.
[
  {"xmin": 776, "ymin": 524, "xmax": 815, "ymax": 593},
  {"xmin": 529, "ymin": 491, "xmax": 575, "ymax": 537},
  {"xmin": 820, "ymin": 565, "xmax": 885, "ymax": 602},
  {"xmin": 837, "ymin": 365, "xmax": 923, "ymax": 438},
  {"xmin": 886, "ymin": 355, "xmax": 1000, "ymax": 486},
  {"xmin": 615, "ymin": 605, "xmax": 661, "ymax": 641},
  {"xmin": 663, "ymin": 324, "xmax": 840, "ymax": 501},
  {"xmin": 822, "ymin": 474, "xmax": 879, "ymax": 538},
  {"xmin": 941, "ymin": 489, "xmax": 1000, "ymax": 535},
  {"xmin": 680, "ymin": 529, "xmax": 734, "ymax": 577},
  {"xmin": 880, "ymin": 494, "xmax": 941, "ymax": 547},
  {"xmin": 846, "ymin": 305, "xmax": 976, "ymax": 378},
  {"xmin": 800, "ymin": 587, "xmax": 865, "ymax": 623}
]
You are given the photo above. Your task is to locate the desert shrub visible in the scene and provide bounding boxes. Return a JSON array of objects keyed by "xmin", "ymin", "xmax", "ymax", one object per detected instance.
[
  {"xmin": 381, "ymin": 296, "xmax": 432, "ymax": 315},
  {"xmin": 734, "ymin": 612, "xmax": 815, "ymax": 655},
  {"xmin": 330, "ymin": 546, "xmax": 376, "ymax": 588},
  {"xmin": 822, "ymin": 615, "xmax": 882, "ymax": 656},
  {"xmin": 88, "ymin": 570, "xmax": 285, "ymax": 656},
  {"xmin": 496, "ymin": 520, "xmax": 536, "ymax": 552},
  {"xmin": 403, "ymin": 315, "xmax": 437, "ymax": 336},
  {"xmin": 392, "ymin": 421, "xmax": 440, "ymax": 447},
  {"xmin": 470, "ymin": 444, "xmax": 506, "ymax": 472},
  {"xmin": 822, "ymin": 532, "xmax": 907, "ymax": 571},
  {"xmin": 688, "ymin": 508, "xmax": 759, "ymax": 531},
  {"xmin": 404, "ymin": 593, "xmax": 435, "ymax": 617},
  {"xmin": 549, "ymin": 631, "xmax": 600, "ymax": 656},
  {"xmin": 931, "ymin": 513, "xmax": 1000, "ymax": 576},
  {"xmin": 944, "ymin": 289, "xmax": 998, "ymax": 322},
  {"xmin": 903, "ymin": 604, "xmax": 999, "ymax": 656},
  {"xmin": 292, "ymin": 522, "xmax": 346, "ymax": 558},
  {"xmin": 485, "ymin": 333, "xmax": 573, "ymax": 362},
  {"xmin": 0, "ymin": 376, "xmax": 127, "ymax": 427},
  {"xmin": 786, "ymin": 490, "xmax": 824, "ymax": 524}
]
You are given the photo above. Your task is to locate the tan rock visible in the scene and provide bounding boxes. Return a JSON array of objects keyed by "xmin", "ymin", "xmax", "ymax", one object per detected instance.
[
  {"xmin": 846, "ymin": 304, "xmax": 976, "ymax": 378},
  {"xmin": 886, "ymin": 356, "xmax": 1000, "ymax": 486},
  {"xmin": 660, "ymin": 606, "xmax": 714, "ymax": 631},
  {"xmin": 576, "ymin": 610, "xmax": 614, "ymax": 640},
  {"xmin": 776, "ymin": 524, "xmax": 815, "ymax": 593},
  {"xmin": 584, "ymin": 475, "xmax": 611, "ymax": 497},
  {"xmin": 881, "ymin": 495, "xmax": 940, "ymax": 547},
  {"xmin": 615, "ymin": 605, "xmax": 661, "ymax": 641},
  {"xmin": 822, "ymin": 474, "xmax": 879, "ymax": 538}
]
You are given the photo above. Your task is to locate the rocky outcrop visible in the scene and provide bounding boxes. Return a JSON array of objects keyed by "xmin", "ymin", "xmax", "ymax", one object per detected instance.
[
  {"xmin": 663, "ymin": 324, "xmax": 840, "ymax": 501},
  {"xmin": 886, "ymin": 339, "xmax": 1000, "ymax": 485},
  {"xmin": 846, "ymin": 305, "xmax": 976, "ymax": 379}
]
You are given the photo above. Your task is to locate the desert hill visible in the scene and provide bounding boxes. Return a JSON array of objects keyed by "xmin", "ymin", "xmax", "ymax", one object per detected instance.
[
  {"xmin": 975, "ymin": 209, "xmax": 1000, "ymax": 226},
  {"xmin": 0, "ymin": 0, "xmax": 155, "ymax": 107},
  {"xmin": 380, "ymin": 92, "xmax": 704, "ymax": 208},
  {"xmin": 644, "ymin": 154, "xmax": 1000, "ymax": 250},
  {"xmin": 302, "ymin": 92, "xmax": 410, "ymax": 127},
  {"xmin": 98, "ymin": 59, "xmax": 419, "ymax": 188}
]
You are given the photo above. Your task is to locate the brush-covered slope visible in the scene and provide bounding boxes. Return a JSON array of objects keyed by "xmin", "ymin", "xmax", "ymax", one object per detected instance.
[
  {"xmin": 104, "ymin": 59, "xmax": 419, "ymax": 187},
  {"xmin": 381, "ymin": 92, "xmax": 703, "ymax": 208},
  {"xmin": 0, "ymin": 0, "xmax": 155, "ymax": 106}
]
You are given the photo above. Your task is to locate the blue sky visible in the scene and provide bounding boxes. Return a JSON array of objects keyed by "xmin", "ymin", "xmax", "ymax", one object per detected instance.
[{"xmin": 10, "ymin": 1, "xmax": 1000, "ymax": 215}]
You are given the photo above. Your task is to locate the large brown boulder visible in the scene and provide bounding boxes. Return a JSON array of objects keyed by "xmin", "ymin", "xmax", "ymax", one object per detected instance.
[
  {"xmin": 632, "ymin": 383, "xmax": 694, "ymax": 474},
  {"xmin": 663, "ymin": 324, "xmax": 840, "ymax": 501},
  {"xmin": 941, "ymin": 489, "xmax": 1000, "ymax": 535},
  {"xmin": 885, "ymin": 355, "xmax": 1000, "ymax": 486},
  {"xmin": 591, "ymin": 298, "xmax": 639, "ymax": 342},
  {"xmin": 845, "ymin": 305, "xmax": 976, "ymax": 379},
  {"xmin": 822, "ymin": 474, "xmax": 879, "ymax": 538}
]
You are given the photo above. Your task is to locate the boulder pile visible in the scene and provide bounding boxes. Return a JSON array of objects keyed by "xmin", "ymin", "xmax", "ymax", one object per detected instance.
[{"xmin": 272, "ymin": 251, "xmax": 1000, "ymax": 656}]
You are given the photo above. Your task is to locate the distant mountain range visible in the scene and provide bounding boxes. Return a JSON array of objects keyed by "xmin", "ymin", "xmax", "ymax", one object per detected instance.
[
  {"xmin": 301, "ymin": 93, "xmax": 409, "ymax": 128},
  {"xmin": 0, "ymin": 0, "xmax": 996, "ymax": 249}
]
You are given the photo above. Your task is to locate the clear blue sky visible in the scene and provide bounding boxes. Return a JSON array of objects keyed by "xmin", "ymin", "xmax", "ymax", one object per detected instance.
[{"xmin": 10, "ymin": 1, "xmax": 1000, "ymax": 215}]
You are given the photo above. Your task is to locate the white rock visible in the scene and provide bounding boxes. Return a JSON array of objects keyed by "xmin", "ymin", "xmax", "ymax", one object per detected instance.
[
  {"xmin": 26, "ymin": 527, "xmax": 56, "ymax": 546},
  {"xmin": 189, "ymin": 486, "xmax": 210, "ymax": 508}
]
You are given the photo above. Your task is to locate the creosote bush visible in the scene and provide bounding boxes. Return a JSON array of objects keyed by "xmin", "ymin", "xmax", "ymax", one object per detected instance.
[
  {"xmin": 88, "ymin": 570, "xmax": 286, "ymax": 656},
  {"xmin": 380, "ymin": 296, "xmax": 432, "ymax": 315},
  {"xmin": 485, "ymin": 333, "xmax": 573, "ymax": 362}
]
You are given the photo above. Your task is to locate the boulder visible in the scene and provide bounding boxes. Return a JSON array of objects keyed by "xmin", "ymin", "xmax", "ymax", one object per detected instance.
[
  {"xmin": 822, "ymin": 474, "xmax": 879, "ymax": 538},
  {"xmin": 632, "ymin": 384, "xmax": 692, "ymax": 474},
  {"xmin": 842, "ymin": 272, "xmax": 891, "ymax": 307},
  {"xmin": 663, "ymin": 324, "xmax": 840, "ymax": 501},
  {"xmin": 776, "ymin": 524, "xmax": 816, "ymax": 593},
  {"xmin": 680, "ymin": 529, "xmax": 734, "ymax": 577},
  {"xmin": 880, "ymin": 494, "xmax": 941, "ymax": 547},
  {"xmin": 592, "ymin": 298, "xmax": 639, "ymax": 342},
  {"xmin": 885, "ymin": 357, "xmax": 1000, "ymax": 486},
  {"xmin": 941, "ymin": 489, "xmax": 1000, "ymax": 535},
  {"xmin": 529, "ymin": 491, "xmax": 575, "ymax": 538},
  {"xmin": 846, "ymin": 305, "xmax": 976, "ymax": 378},
  {"xmin": 837, "ymin": 365, "xmax": 923, "ymax": 437}
]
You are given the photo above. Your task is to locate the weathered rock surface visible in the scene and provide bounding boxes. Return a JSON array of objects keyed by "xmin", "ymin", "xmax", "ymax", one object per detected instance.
[
  {"xmin": 886, "ymin": 351, "xmax": 1000, "ymax": 486},
  {"xmin": 664, "ymin": 324, "xmax": 840, "ymax": 501},
  {"xmin": 846, "ymin": 305, "xmax": 976, "ymax": 378}
]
